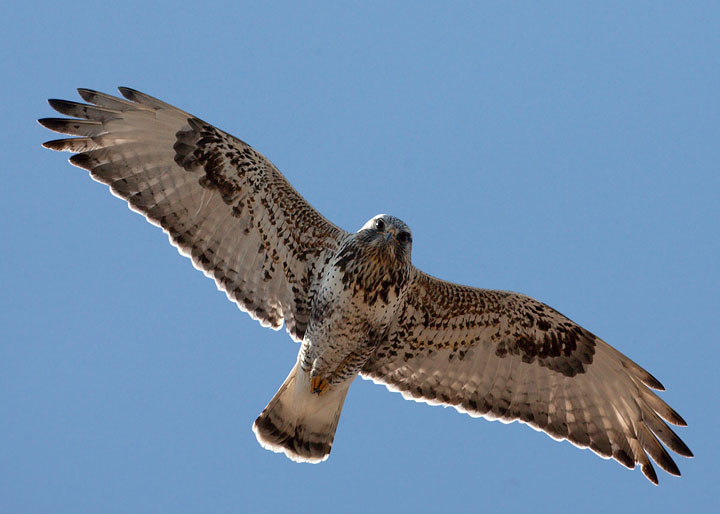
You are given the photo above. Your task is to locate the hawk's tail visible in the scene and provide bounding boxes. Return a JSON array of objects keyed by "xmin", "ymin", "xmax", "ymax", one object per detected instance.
[{"xmin": 252, "ymin": 361, "xmax": 351, "ymax": 463}]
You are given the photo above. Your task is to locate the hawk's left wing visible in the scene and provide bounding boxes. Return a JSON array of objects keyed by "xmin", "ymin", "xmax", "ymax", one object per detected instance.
[{"xmin": 361, "ymin": 270, "xmax": 692, "ymax": 484}]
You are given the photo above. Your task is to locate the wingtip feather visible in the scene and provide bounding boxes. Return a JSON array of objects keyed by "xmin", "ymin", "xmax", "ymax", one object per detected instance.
[
  {"xmin": 37, "ymin": 118, "xmax": 59, "ymax": 130},
  {"xmin": 41, "ymin": 139, "xmax": 58, "ymax": 150},
  {"xmin": 69, "ymin": 152, "xmax": 94, "ymax": 170},
  {"xmin": 77, "ymin": 87, "xmax": 100, "ymax": 99},
  {"xmin": 42, "ymin": 138, "xmax": 73, "ymax": 151},
  {"xmin": 672, "ymin": 411, "xmax": 688, "ymax": 427},
  {"xmin": 47, "ymin": 98, "xmax": 72, "ymax": 113},
  {"xmin": 118, "ymin": 86, "xmax": 140, "ymax": 100},
  {"xmin": 642, "ymin": 463, "xmax": 659, "ymax": 485}
]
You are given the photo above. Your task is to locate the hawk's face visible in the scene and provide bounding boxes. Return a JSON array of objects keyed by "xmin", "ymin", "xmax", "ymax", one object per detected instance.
[{"xmin": 357, "ymin": 214, "xmax": 413, "ymax": 265}]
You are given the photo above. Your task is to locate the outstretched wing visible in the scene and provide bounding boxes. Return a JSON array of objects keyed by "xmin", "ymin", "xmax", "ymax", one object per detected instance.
[
  {"xmin": 362, "ymin": 270, "xmax": 692, "ymax": 484},
  {"xmin": 40, "ymin": 88, "xmax": 348, "ymax": 341}
]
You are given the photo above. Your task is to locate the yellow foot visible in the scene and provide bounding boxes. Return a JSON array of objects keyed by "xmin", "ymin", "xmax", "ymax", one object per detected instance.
[{"xmin": 310, "ymin": 376, "xmax": 330, "ymax": 395}]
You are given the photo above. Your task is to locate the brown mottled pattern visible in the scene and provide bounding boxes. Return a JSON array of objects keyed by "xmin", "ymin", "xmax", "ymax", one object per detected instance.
[
  {"xmin": 41, "ymin": 88, "xmax": 691, "ymax": 484},
  {"xmin": 298, "ymin": 218, "xmax": 412, "ymax": 388},
  {"xmin": 386, "ymin": 272, "xmax": 597, "ymax": 376},
  {"xmin": 40, "ymin": 87, "xmax": 347, "ymax": 341},
  {"xmin": 362, "ymin": 269, "xmax": 692, "ymax": 484}
]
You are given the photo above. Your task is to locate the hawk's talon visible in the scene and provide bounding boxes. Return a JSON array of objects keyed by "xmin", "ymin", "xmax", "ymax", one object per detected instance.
[{"xmin": 310, "ymin": 376, "xmax": 330, "ymax": 395}]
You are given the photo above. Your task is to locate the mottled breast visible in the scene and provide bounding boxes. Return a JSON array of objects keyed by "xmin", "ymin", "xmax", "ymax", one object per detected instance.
[{"xmin": 319, "ymin": 238, "xmax": 410, "ymax": 328}]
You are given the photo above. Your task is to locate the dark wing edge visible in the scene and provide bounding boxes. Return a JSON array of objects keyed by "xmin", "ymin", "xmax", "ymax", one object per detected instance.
[
  {"xmin": 40, "ymin": 87, "xmax": 348, "ymax": 341},
  {"xmin": 362, "ymin": 270, "xmax": 692, "ymax": 484}
]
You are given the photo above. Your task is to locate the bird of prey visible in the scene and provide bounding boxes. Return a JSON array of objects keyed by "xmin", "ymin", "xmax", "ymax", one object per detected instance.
[{"xmin": 40, "ymin": 87, "xmax": 692, "ymax": 484}]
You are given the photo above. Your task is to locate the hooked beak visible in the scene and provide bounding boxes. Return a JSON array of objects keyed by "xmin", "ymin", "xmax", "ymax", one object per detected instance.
[{"xmin": 384, "ymin": 226, "xmax": 400, "ymax": 243}]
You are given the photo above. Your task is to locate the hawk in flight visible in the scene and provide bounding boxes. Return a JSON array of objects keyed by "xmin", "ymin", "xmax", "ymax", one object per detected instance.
[{"xmin": 40, "ymin": 88, "xmax": 692, "ymax": 484}]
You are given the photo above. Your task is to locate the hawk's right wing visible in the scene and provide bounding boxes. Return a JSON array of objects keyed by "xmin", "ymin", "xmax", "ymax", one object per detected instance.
[{"xmin": 40, "ymin": 88, "xmax": 348, "ymax": 341}]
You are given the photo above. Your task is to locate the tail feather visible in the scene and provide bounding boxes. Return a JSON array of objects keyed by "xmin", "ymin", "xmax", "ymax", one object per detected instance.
[{"xmin": 252, "ymin": 362, "xmax": 351, "ymax": 463}]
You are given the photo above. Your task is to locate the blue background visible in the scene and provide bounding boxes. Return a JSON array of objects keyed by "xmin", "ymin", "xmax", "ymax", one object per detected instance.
[{"xmin": 2, "ymin": 2, "xmax": 718, "ymax": 512}]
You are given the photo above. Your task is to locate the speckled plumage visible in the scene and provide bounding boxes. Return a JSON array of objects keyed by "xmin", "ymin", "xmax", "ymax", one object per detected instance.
[{"xmin": 40, "ymin": 88, "xmax": 692, "ymax": 484}]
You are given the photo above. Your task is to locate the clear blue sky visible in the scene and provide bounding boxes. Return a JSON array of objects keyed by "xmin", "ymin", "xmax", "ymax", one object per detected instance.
[{"xmin": 2, "ymin": 2, "xmax": 718, "ymax": 513}]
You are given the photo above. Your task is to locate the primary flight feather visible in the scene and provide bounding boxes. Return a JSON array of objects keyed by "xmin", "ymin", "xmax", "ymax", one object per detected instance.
[{"xmin": 40, "ymin": 87, "xmax": 692, "ymax": 484}]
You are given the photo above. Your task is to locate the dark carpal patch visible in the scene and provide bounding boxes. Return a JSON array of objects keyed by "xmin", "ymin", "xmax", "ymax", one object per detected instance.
[{"xmin": 494, "ymin": 325, "xmax": 596, "ymax": 377}]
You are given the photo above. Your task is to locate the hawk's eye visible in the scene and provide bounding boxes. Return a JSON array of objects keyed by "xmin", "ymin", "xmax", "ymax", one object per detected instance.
[
  {"xmin": 397, "ymin": 231, "xmax": 412, "ymax": 244},
  {"xmin": 374, "ymin": 218, "xmax": 385, "ymax": 232}
]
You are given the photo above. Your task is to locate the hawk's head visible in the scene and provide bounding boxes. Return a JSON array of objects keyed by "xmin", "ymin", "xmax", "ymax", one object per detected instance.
[{"xmin": 357, "ymin": 214, "xmax": 413, "ymax": 265}]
